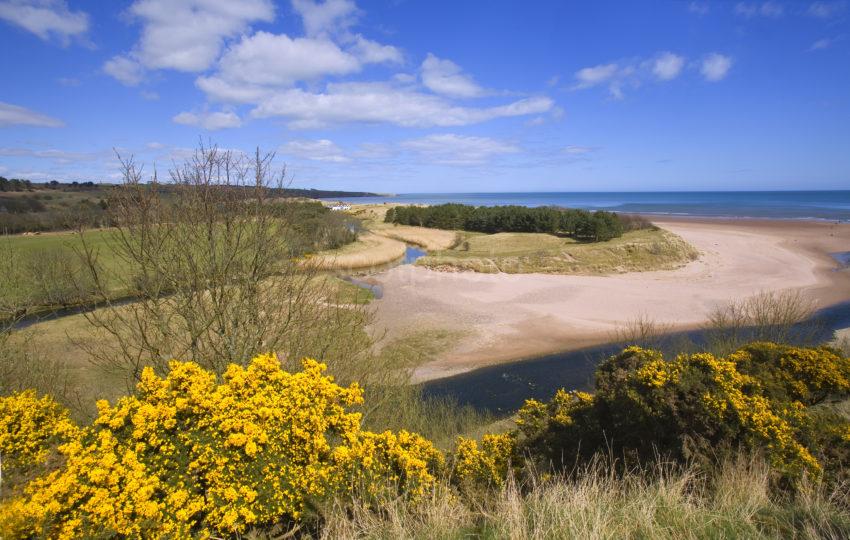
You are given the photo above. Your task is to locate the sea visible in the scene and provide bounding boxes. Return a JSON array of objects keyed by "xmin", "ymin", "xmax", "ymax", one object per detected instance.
[{"xmin": 325, "ymin": 191, "xmax": 850, "ymax": 221}]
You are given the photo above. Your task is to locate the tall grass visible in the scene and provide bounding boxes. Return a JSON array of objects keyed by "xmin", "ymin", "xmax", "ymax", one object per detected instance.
[
  {"xmin": 310, "ymin": 233, "xmax": 407, "ymax": 270},
  {"xmin": 318, "ymin": 454, "xmax": 850, "ymax": 539}
]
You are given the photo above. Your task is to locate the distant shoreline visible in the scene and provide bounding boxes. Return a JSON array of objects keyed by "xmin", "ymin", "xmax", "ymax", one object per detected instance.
[{"xmin": 324, "ymin": 191, "xmax": 850, "ymax": 222}]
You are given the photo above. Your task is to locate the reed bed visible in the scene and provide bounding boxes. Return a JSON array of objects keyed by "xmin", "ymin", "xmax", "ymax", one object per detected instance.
[{"xmin": 310, "ymin": 233, "xmax": 407, "ymax": 270}]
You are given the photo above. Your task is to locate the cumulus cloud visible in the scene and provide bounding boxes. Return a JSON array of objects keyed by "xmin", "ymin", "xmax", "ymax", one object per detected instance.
[
  {"xmin": 213, "ymin": 31, "xmax": 360, "ymax": 87},
  {"xmin": 734, "ymin": 1, "xmax": 784, "ymax": 17},
  {"xmin": 0, "ymin": 101, "xmax": 64, "ymax": 127},
  {"xmin": 281, "ymin": 139, "xmax": 348, "ymax": 162},
  {"xmin": 103, "ymin": 55, "xmax": 146, "ymax": 86},
  {"xmin": 249, "ymin": 82, "xmax": 553, "ymax": 129},
  {"xmin": 102, "ymin": 0, "xmax": 274, "ymax": 84},
  {"xmin": 172, "ymin": 110, "xmax": 242, "ymax": 130},
  {"xmin": 652, "ymin": 52, "xmax": 685, "ymax": 80},
  {"xmin": 0, "ymin": 0, "xmax": 88, "ymax": 44},
  {"xmin": 401, "ymin": 134, "xmax": 518, "ymax": 165},
  {"xmin": 701, "ymin": 53, "xmax": 733, "ymax": 81},
  {"xmin": 420, "ymin": 53, "xmax": 484, "ymax": 98},
  {"xmin": 350, "ymin": 34, "xmax": 402, "ymax": 64},
  {"xmin": 291, "ymin": 0, "xmax": 357, "ymax": 37}
]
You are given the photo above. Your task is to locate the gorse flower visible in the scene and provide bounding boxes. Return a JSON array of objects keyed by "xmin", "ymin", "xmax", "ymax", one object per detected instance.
[
  {"xmin": 1, "ymin": 343, "xmax": 848, "ymax": 538},
  {"xmin": 0, "ymin": 355, "xmax": 441, "ymax": 539},
  {"xmin": 0, "ymin": 389, "xmax": 77, "ymax": 471}
]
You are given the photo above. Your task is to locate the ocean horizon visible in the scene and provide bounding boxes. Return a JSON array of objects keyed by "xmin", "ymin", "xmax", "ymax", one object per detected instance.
[{"xmin": 325, "ymin": 190, "xmax": 850, "ymax": 221}]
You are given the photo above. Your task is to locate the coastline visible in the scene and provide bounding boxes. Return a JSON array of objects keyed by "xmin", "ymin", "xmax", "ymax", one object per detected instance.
[{"xmin": 363, "ymin": 217, "xmax": 850, "ymax": 383}]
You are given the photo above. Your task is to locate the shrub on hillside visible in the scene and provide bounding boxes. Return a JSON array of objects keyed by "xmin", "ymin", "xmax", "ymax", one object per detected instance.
[
  {"xmin": 513, "ymin": 344, "xmax": 850, "ymax": 480},
  {"xmin": 0, "ymin": 355, "xmax": 442, "ymax": 538}
]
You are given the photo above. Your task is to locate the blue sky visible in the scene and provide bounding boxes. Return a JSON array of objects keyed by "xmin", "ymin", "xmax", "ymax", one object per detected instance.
[{"xmin": 0, "ymin": 0, "xmax": 848, "ymax": 192}]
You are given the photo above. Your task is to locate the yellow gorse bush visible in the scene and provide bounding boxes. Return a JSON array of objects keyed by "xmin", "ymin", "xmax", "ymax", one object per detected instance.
[
  {"xmin": 453, "ymin": 433, "xmax": 515, "ymax": 488},
  {"xmin": 0, "ymin": 355, "xmax": 442, "ymax": 539},
  {"xmin": 0, "ymin": 389, "xmax": 77, "ymax": 471}
]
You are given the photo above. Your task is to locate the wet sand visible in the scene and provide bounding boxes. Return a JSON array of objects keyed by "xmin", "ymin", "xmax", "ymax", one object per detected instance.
[{"xmin": 366, "ymin": 218, "xmax": 850, "ymax": 382}]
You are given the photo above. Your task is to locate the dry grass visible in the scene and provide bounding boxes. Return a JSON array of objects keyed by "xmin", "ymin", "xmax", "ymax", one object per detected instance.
[
  {"xmin": 339, "ymin": 203, "xmax": 458, "ymax": 251},
  {"xmin": 372, "ymin": 224, "xmax": 458, "ymax": 251},
  {"xmin": 318, "ymin": 455, "xmax": 850, "ymax": 539},
  {"xmin": 418, "ymin": 228, "xmax": 699, "ymax": 275},
  {"xmin": 309, "ymin": 232, "xmax": 407, "ymax": 270}
]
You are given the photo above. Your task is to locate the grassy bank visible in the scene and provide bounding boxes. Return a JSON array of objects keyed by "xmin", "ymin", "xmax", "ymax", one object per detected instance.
[
  {"xmin": 418, "ymin": 228, "xmax": 699, "ymax": 274},
  {"xmin": 321, "ymin": 456, "xmax": 849, "ymax": 539},
  {"xmin": 309, "ymin": 232, "xmax": 408, "ymax": 270}
]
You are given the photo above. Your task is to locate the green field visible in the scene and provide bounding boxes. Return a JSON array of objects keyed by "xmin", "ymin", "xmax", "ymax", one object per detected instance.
[
  {"xmin": 418, "ymin": 228, "xmax": 699, "ymax": 274},
  {"xmin": 1, "ymin": 228, "xmax": 372, "ymax": 320}
]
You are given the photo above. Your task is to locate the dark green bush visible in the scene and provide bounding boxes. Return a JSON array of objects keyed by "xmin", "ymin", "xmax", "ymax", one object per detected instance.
[{"xmin": 385, "ymin": 203, "xmax": 636, "ymax": 242}]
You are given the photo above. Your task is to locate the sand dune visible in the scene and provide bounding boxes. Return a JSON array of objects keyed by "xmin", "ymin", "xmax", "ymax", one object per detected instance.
[{"xmin": 366, "ymin": 219, "xmax": 850, "ymax": 382}]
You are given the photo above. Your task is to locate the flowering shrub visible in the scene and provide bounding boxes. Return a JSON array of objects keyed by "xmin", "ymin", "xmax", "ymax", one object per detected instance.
[
  {"xmin": 453, "ymin": 433, "xmax": 516, "ymax": 489},
  {"xmin": 335, "ymin": 429, "xmax": 445, "ymax": 501},
  {"xmin": 517, "ymin": 345, "xmax": 850, "ymax": 478},
  {"xmin": 729, "ymin": 342, "xmax": 850, "ymax": 405},
  {"xmin": 0, "ymin": 389, "xmax": 77, "ymax": 474},
  {"xmin": 0, "ymin": 355, "xmax": 443, "ymax": 539}
]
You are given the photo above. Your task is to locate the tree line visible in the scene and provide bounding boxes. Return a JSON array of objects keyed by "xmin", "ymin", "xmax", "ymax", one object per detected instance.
[{"xmin": 385, "ymin": 203, "xmax": 652, "ymax": 242}]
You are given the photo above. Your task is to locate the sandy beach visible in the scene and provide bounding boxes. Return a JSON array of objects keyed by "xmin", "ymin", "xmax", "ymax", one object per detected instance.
[{"xmin": 366, "ymin": 218, "xmax": 850, "ymax": 382}]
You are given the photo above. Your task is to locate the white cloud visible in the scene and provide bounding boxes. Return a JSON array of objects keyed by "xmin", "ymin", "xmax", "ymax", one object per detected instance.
[
  {"xmin": 573, "ymin": 63, "xmax": 619, "ymax": 89},
  {"xmin": 0, "ymin": 101, "xmax": 63, "ymax": 127},
  {"xmin": 146, "ymin": 142, "xmax": 166, "ymax": 150},
  {"xmin": 350, "ymin": 34, "xmax": 402, "ymax": 64},
  {"xmin": 0, "ymin": 0, "xmax": 88, "ymax": 44},
  {"xmin": 250, "ymin": 82, "xmax": 553, "ymax": 129},
  {"xmin": 291, "ymin": 0, "xmax": 357, "ymax": 37},
  {"xmin": 401, "ymin": 134, "xmax": 519, "ymax": 165},
  {"xmin": 196, "ymin": 29, "xmax": 401, "ymax": 104},
  {"xmin": 808, "ymin": 1, "xmax": 846, "ymax": 18},
  {"xmin": 103, "ymin": 0, "xmax": 274, "ymax": 84},
  {"xmin": 701, "ymin": 53, "xmax": 733, "ymax": 81},
  {"xmin": 420, "ymin": 53, "xmax": 484, "ymax": 98},
  {"xmin": 172, "ymin": 110, "xmax": 242, "ymax": 130},
  {"xmin": 281, "ymin": 139, "xmax": 348, "ymax": 162},
  {"xmin": 103, "ymin": 55, "xmax": 146, "ymax": 86},
  {"xmin": 734, "ymin": 2, "xmax": 784, "ymax": 18},
  {"xmin": 652, "ymin": 52, "xmax": 685, "ymax": 80},
  {"xmin": 213, "ymin": 31, "xmax": 360, "ymax": 87}
]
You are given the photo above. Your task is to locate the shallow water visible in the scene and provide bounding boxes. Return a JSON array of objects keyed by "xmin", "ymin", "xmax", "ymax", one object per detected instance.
[
  {"xmin": 421, "ymin": 300, "xmax": 850, "ymax": 414},
  {"xmin": 831, "ymin": 251, "xmax": 850, "ymax": 269}
]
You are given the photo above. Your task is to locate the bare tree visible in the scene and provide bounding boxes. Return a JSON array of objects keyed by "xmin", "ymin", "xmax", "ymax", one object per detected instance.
[
  {"xmin": 75, "ymin": 144, "xmax": 374, "ymax": 390},
  {"xmin": 703, "ymin": 290, "xmax": 818, "ymax": 356}
]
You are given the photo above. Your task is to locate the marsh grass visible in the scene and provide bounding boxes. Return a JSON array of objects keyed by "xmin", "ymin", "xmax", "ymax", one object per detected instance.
[
  {"xmin": 418, "ymin": 228, "xmax": 698, "ymax": 275},
  {"xmin": 310, "ymin": 232, "xmax": 407, "ymax": 270},
  {"xmin": 371, "ymin": 224, "xmax": 459, "ymax": 251},
  {"xmin": 317, "ymin": 454, "xmax": 850, "ymax": 539}
]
